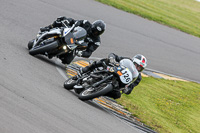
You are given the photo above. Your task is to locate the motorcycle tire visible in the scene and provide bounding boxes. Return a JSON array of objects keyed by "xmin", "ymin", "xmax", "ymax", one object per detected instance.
[
  {"xmin": 29, "ymin": 40, "xmax": 58, "ymax": 56},
  {"xmin": 63, "ymin": 77, "xmax": 77, "ymax": 90},
  {"xmin": 28, "ymin": 39, "xmax": 34, "ymax": 50},
  {"xmin": 78, "ymin": 83, "xmax": 113, "ymax": 101}
]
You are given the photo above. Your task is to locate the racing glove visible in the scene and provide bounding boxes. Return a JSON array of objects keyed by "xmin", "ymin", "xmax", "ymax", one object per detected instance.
[
  {"xmin": 122, "ymin": 85, "xmax": 132, "ymax": 94},
  {"xmin": 56, "ymin": 16, "xmax": 67, "ymax": 21},
  {"xmin": 52, "ymin": 16, "xmax": 67, "ymax": 27},
  {"xmin": 108, "ymin": 56, "xmax": 116, "ymax": 63},
  {"xmin": 40, "ymin": 25, "xmax": 51, "ymax": 32}
]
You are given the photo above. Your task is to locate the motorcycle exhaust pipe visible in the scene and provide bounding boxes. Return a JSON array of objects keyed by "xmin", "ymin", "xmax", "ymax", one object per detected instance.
[{"xmin": 92, "ymin": 75, "xmax": 113, "ymax": 87}]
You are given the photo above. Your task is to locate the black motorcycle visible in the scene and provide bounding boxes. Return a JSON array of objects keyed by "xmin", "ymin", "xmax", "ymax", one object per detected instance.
[
  {"xmin": 64, "ymin": 59, "xmax": 139, "ymax": 101},
  {"xmin": 28, "ymin": 21, "xmax": 87, "ymax": 63}
]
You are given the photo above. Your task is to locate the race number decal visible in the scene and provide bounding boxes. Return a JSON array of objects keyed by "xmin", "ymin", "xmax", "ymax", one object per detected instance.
[{"xmin": 119, "ymin": 68, "xmax": 133, "ymax": 84}]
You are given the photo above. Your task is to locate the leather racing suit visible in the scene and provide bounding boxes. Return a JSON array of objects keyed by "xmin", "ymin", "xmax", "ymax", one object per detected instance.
[
  {"xmin": 41, "ymin": 16, "xmax": 101, "ymax": 64},
  {"xmin": 80, "ymin": 53, "xmax": 142, "ymax": 99}
]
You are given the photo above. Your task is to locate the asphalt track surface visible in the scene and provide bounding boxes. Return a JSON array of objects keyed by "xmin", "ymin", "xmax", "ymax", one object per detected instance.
[{"xmin": 0, "ymin": 0, "xmax": 200, "ymax": 133}]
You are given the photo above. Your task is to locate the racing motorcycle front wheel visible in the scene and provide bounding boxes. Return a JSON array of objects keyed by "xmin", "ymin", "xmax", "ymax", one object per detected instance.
[
  {"xmin": 78, "ymin": 83, "xmax": 113, "ymax": 101},
  {"xmin": 29, "ymin": 40, "xmax": 59, "ymax": 56},
  {"xmin": 63, "ymin": 77, "xmax": 77, "ymax": 90},
  {"xmin": 28, "ymin": 39, "xmax": 34, "ymax": 50}
]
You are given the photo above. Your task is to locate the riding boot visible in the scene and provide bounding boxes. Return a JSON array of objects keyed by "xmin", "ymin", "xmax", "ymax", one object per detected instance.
[
  {"xmin": 40, "ymin": 25, "xmax": 52, "ymax": 32},
  {"xmin": 74, "ymin": 60, "xmax": 103, "ymax": 79}
]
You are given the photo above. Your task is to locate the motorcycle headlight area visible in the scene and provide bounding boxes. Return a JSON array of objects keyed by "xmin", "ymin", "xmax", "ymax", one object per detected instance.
[{"xmin": 63, "ymin": 46, "xmax": 67, "ymax": 50}]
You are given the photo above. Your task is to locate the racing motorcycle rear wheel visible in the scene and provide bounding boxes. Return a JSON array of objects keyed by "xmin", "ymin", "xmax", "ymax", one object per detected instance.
[{"xmin": 78, "ymin": 83, "xmax": 113, "ymax": 101}]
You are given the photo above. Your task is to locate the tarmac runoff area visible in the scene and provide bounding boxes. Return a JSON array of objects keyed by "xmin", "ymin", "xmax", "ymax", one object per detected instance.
[{"xmin": 60, "ymin": 58, "xmax": 191, "ymax": 133}]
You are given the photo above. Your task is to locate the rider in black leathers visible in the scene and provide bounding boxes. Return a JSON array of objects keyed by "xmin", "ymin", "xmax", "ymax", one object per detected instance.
[
  {"xmin": 40, "ymin": 16, "xmax": 106, "ymax": 64},
  {"xmin": 76, "ymin": 53, "xmax": 147, "ymax": 99}
]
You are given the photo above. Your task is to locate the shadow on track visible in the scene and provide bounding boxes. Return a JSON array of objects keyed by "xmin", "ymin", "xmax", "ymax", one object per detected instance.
[
  {"xmin": 63, "ymin": 87, "xmax": 110, "ymax": 114},
  {"xmin": 36, "ymin": 55, "xmax": 66, "ymax": 70},
  {"xmin": 25, "ymin": 47, "xmax": 65, "ymax": 70}
]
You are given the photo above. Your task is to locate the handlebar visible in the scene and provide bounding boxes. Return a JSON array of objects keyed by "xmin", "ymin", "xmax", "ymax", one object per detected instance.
[{"xmin": 61, "ymin": 21, "xmax": 78, "ymax": 29}]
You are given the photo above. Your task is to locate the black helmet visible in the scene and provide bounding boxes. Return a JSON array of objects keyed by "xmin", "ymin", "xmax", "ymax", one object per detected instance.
[{"xmin": 91, "ymin": 20, "xmax": 106, "ymax": 36}]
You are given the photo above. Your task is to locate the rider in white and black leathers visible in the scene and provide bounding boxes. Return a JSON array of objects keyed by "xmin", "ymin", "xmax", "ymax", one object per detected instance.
[
  {"xmin": 40, "ymin": 16, "xmax": 106, "ymax": 64},
  {"xmin": 77, "ymin": 53, "xmax": 147, "ymax": 99}
]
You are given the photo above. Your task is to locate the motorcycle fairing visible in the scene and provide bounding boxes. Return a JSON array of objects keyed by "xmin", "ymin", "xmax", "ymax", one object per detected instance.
[{"xmin": 32, "ymin": 29, "xmax": 62, "ymax": 48}]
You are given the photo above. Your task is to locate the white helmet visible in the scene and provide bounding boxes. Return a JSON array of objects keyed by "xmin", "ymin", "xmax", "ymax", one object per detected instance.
[{"xmin": 132, "ymin": 54, "xmax": 147, "ymax": 72}]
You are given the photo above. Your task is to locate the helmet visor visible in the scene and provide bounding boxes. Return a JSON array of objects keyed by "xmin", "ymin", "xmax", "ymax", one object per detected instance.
[
  {"xmin": 91, "ymin": 24, "xmax": 104, "ymax": 36},
  {"xmin": 134, "ymin": 63, "xmax": 144, "ymax": 72}
]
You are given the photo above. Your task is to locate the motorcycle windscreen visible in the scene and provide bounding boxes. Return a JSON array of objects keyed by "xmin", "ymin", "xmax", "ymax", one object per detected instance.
[
  {"xmin": 73, "ymin": 27, "xmax": 87, "ymax": 41},
  {"xmin": 64, "ymin": 32, "xmax": 75, "ymax": 44},
  {"xmin": 119, "ymin": 59, "xmax": 139, "ymax": 80}
]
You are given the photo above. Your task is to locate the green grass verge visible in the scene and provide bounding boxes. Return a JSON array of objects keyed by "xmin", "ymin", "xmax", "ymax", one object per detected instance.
[
  {"xmin": 95, "ymin": 0, "xmax": 200, "ymax": 132},
  {"xmin": 116, "ymin": 77, "xmax": 200, "ymax": 133},
  {"xmin": 96, "ymin": 0, "xmax": 200, "ymax": 38}
]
